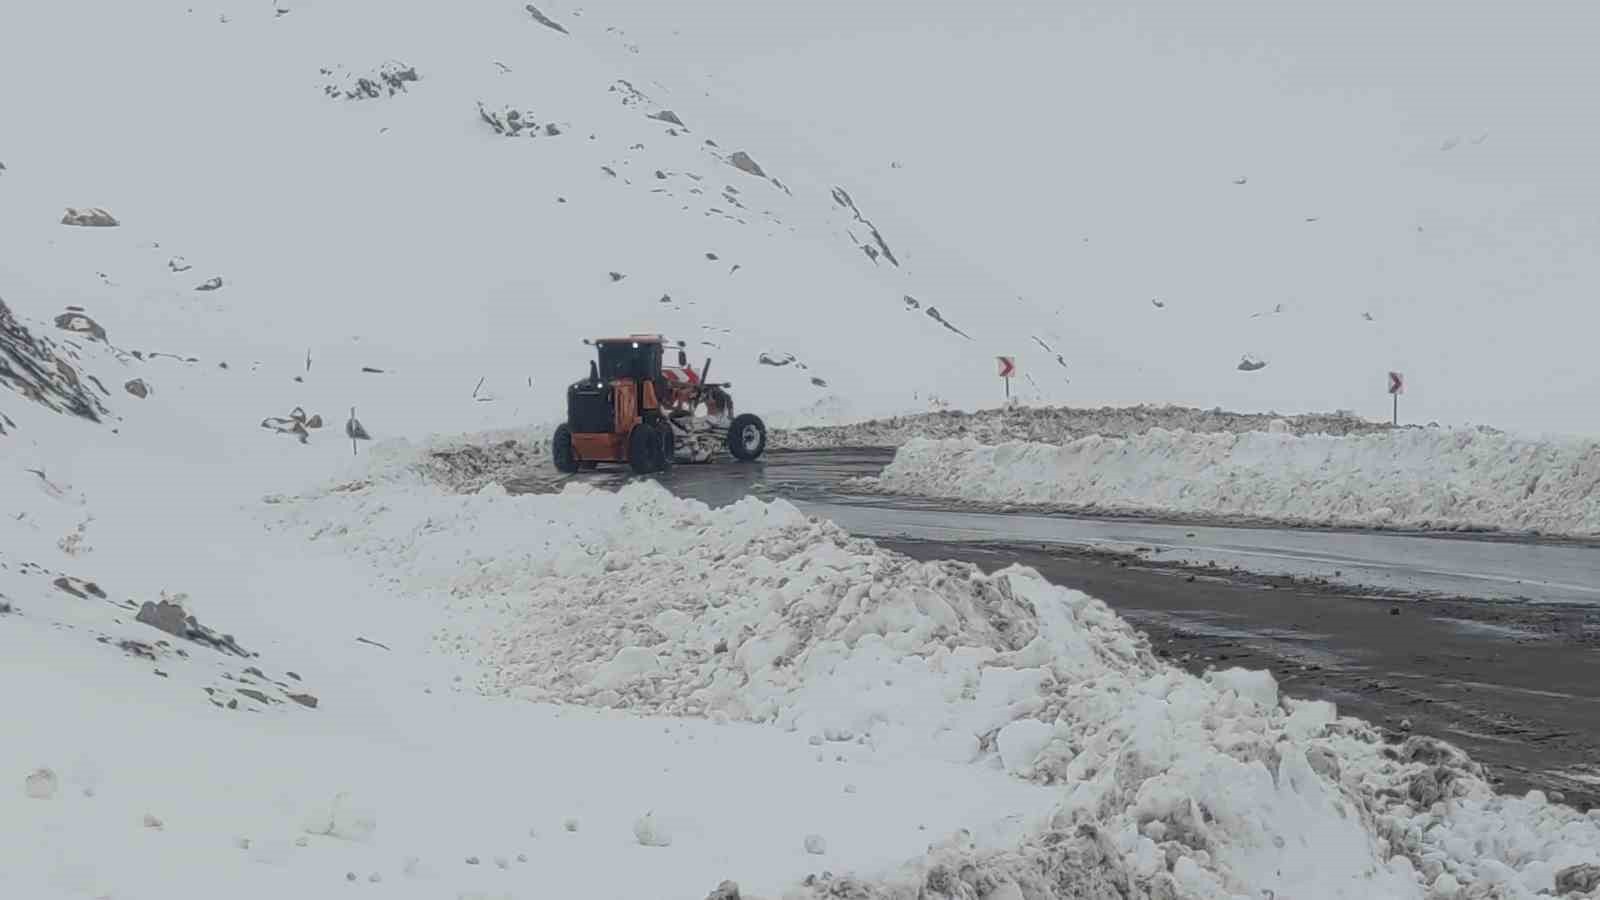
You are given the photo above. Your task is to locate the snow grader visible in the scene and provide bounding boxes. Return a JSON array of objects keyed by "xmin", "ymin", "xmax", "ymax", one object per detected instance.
[{"xmin": 552, "ymin": 334, "xmax": 768, "ymax": 474}]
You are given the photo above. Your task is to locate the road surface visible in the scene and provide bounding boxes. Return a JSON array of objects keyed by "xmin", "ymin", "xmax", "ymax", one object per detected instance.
[{"xmin": 506, "ymin": 449, "xmax": 1600, "ymax": 808}]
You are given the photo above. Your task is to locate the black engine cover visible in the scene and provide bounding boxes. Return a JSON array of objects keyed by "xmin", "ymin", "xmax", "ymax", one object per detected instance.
[{"xmin": 567, "ymin": 380, "xmax": 613, "ymax": 434}]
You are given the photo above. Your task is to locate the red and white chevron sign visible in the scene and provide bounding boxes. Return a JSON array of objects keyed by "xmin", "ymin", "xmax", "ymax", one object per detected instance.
[{"xmin": 997, "ymin": 356, "xmax": 1016, "ymax": 378}]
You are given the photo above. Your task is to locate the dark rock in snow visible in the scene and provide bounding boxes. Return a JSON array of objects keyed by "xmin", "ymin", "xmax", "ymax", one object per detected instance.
[
  {"xmin": 705, "ymin": 252, "xmax": 718, "ymax": 260},
  {"xmin": 1, "ymin": 300, "xmax": 111, "ymax": 425},
  {"xmin": 1237, "ymin": 356, "xmax": 1267, "ymax": 372},
  {"xmin": 758, "ymin": 352, "xmax": 796, "ymax": 368},
  {"xmin": 320, "ymin": 63, "xmax": 418, "ymax": 101},
  {"xmin": 53, "ymin": 311, "xmax": 108, "ymax": 342},
  {"xmin": 261, "ymin": 406, "xmax": 323, "ymax": 443},
  {"xmin": 1555, "ymin": 864, "xmax": 1600, "ymax": 896},
  {"xmin": 124, "ymin": 378, "xmax": 149, "ymax": 398},
  {"xmin": 609, "ymin": 271, "xmax": 626, "ymax": 282},
  {"xmin": 705, "ymin": 881, "xmax": 741, "ymax": 900},
  {"xmin": 525, "ymin": 4, "xmax": 569, "ymax": 34},
  {"xmin": 61, "ymin": 207, "xmax": 119, "ymax": 227},
  {"xmin": 728, "ymin": 151, "xmax": 766, "ymax": 178},
  {"xmin": 649, "ymin": 110, "xmax": 685, "ymax": 127},
  {"xmin": 237, "ymin": 688, "xmax": 273, "ymax": 705},
  {"xmin": 810, "ymin": 377, "xmax": 828, "ymax": 388},
  {"xmin": 831, "ymin": 186, "xmax": 899, "ymax": 266},
  {"xmin": 287, "ymin": 692, "xmax": 320, "ymax": 709},
  {"xmin": 194, "ymin": 276, "xmax": 223, "ymax": 292},
  {"xmin": 924, "ymin": 306, "xmax": 972, "ymax": 340}
]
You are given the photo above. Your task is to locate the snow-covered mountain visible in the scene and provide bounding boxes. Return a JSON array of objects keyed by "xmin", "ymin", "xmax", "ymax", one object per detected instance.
[
  {"xmin": 0, "ymin": 0, "xmax": 1021, "ymax": 438},
  {"xmin": 568, "ymin": 0, "xmax": 1600, "ymax": 436}
]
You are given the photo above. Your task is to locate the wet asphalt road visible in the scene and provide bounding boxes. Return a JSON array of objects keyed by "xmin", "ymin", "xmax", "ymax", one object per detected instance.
[{"xmin": 506, "ymin": 448, "xmax": 1600, "ymax": 808}]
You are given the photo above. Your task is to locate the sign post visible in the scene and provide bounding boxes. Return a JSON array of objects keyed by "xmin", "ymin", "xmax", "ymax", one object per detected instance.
[
  {"xmin": 1387, "ymin": 371, "xmax": 1404, "ymax": 425},
  {"xmin": 997, "ymin": 356, "xmax": 1016, "ymax": 400}
]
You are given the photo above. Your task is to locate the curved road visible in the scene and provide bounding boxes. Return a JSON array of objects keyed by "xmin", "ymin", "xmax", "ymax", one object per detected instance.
[{"xmin": 507, "ymin": 448, "xmax": 1600, "ymax": 809}]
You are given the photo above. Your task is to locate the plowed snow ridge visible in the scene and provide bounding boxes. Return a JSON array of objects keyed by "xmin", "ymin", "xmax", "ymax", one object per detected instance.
[
  {"xmin": 870, "ymin": 428, "xmax": 1600, "ymax": 538},
  {"xmin": 771, "ymin": 404, "xmax": 1395, "ymax": 450},
  {"xmin": 272, "ymin": 454, "xmax": 1600, "ymax": 899}
]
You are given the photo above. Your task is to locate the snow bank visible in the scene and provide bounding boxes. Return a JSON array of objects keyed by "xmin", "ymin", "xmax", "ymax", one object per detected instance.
[
  {"xmin": 270, "ymin": 473, "xmax": 1600, "ymax": 899},
  {"xmin": 772, "ymin": 403, "xmax": 1394, "ymax": 450},
  {"xmin": 871, "ymin": 427, "xmax": 1600, "ymax": 537}
]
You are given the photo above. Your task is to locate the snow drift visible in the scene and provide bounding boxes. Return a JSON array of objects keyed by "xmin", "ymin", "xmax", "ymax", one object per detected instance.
[
  {"xmin": 269, "ymin": 456, "xmax": 1600, "ymax": 899},
  {"xmin": 870, "ymin": 428, "xmax": 1600, "ymax": 538},
  {"xmin": 772, "ymin": 403, "xmax": 1393, "ymax": 450}
]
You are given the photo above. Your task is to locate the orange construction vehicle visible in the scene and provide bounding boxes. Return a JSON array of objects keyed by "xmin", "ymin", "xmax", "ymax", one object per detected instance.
[{"xmin": 551, "ymin": 334, "xmax": 767, "ymax": 474}]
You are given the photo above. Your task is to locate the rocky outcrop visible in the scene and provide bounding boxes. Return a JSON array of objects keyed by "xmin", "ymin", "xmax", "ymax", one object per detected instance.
[
  {"xmin": 1, "ymin": 298, "xmax": 111, "ymax": 427},
  {"xmin": 320, "ymin": 62, "xmax": 418, "ymax": 101},
  {"xmin": 525, "ymin": 4, "xmax": 568, "ymax": 34},
  {"xmin": 61, "ymin": 207, "xmax": 119, "ymax": 227},
  {"xmin": 728, "ymin": 151, "xmax": 766, "ymax": 178}
]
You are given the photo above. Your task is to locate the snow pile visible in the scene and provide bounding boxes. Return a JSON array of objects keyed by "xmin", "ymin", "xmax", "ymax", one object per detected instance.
[
  {"xmin": 270, "ymin": 473, "xmax": 1600, "ymax": 899},
  {"xmin": 871, "ymin": 428, "xmax": 1600, "ymax": 537},
  {"xmin": 772, "ymin": 403, "xmax": 1393, "ymax": 450}
]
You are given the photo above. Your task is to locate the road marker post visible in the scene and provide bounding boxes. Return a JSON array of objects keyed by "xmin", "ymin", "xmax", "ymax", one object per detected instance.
[
  {"xmin": 1388, "ymin": 371, "xmax": 1404, "ymax": 425},
  {"xmin": 997, "ymin": 356, "xmax": 1016, "ymax": 401}
]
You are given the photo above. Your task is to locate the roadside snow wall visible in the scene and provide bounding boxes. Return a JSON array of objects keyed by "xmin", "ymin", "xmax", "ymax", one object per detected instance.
[
  {"xmin": 871, "ymin": 428, "xmax": 1600, "ymax": 538},
  {"xmin": 270, "ymin": 469, "xmax": 1600, "ymax": 900},
  {"xmin": 772, "ymin": 404, "xmax": 1393, "ymax": 450}
]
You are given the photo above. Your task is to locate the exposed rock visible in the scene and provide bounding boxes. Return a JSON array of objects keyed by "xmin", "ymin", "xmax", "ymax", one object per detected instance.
[
  {"xmin": 1237, "ymin": 355, "xmax": 1268, "ymax": 372},
  {"xmin": 758, "ymin": 352, "xmax": 796, "ymax": 368},
  {"xmin": 705, "ymin": 881, "xmax": 741, "ymax": 900},
  {"xmin": 238, "ymin": 688, "xmax": 274, "ymax": 705},
  {"xmin": 649, "ymin": 109, "xmax": 685, "ymax": 127},
  {"xmin": 810, "ymin": 377, "xmax": 828, "ymax": 388},
  {"xmin": 728, "ymin": 151, "xmax": 766, "ymax": 178},
  {"xmin": 136, "ymin": 595, "xmax": 251, "ymax": 657},
  {"xmin": 608, "ymin": 271, "xmax": 626, "ymax": 282},
  {"xmin": 52, "ymin": 576, "xmax": 106, "ymax": 599},
  {"xmin": 61, "ymin": 207, "xmax": 119, "ymax": 227},
  {"xmin": 924, "ymin": 306, "xmax": 972, "ymax": 340},
  {"xmin": 320, "ymin": 62, "xmax": 418, "ymax": 101},
  {"xmin": 53, "ymin": 310, "xmax": 108, "ymax": 342},
  {"xmin": 3, "ymin": 299, "xmax": 112, "ymax": 425},
  {"xmin": 261, "ymin": 406, "xmax": 323, "ymax": 443},
  {"xmin": 287, "ymin": 692, "xmax": 320, "ymax": 709},
  {"xmin": 1555, "ymin": 864, "xmax": 1600, "ymax": 895},
  {"xmin": 476, "ymin": 103, "xmax": 547, "ymax": 138},
  {"xmin": 194, "ymin": 276, "xmax": 223, "ymax": 292},
  {"xmin": 525, "ymin": 4, "xmax": 568, "ymax": 34},
  {"xmin": 831, "ymin": 186, "xmax": 900, "ymax": 266}
]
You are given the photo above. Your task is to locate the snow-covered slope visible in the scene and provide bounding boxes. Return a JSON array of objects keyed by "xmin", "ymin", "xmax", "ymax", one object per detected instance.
[
  {"xmin": 565, "ymin": 0, "xmax": 1600, "ymax": 436},
  {"xmin": 870, "ymin": 429, "xmax": 1600, "ymax": 537},
  {"xmin": 0, "ymin": 0, "xmax": 1017, "ymax": 434}
]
